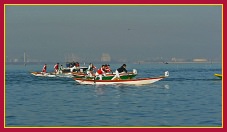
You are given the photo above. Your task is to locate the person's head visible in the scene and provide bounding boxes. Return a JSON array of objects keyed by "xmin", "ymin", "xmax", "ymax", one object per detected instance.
[{"xmin": 122, "ymin": 64, "xmax": 126, "ymax": 67}]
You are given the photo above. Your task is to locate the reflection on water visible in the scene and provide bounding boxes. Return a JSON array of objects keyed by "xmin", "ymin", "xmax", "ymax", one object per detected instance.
[{"xmin": 95, "ymin": 87, "xmax": 105, "ymax": 95}]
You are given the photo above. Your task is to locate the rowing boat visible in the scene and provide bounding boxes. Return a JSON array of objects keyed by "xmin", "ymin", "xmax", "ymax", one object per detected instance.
[
  {"xmin": 214, "ymin": 73, "xmax": 222, "ymax": 79},
  {"xmin": 74, "ymin": 71, "xmax": 169, "ymax": 85}
]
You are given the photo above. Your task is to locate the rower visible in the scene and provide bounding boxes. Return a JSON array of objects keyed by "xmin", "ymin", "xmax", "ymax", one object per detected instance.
[
  {"xmin": 111, "ymin": 64, "xmax": 127, "ymax": 80},
  {"xmin": 95, "ymin": 65, "xmax": 106, "ymax": 80}
]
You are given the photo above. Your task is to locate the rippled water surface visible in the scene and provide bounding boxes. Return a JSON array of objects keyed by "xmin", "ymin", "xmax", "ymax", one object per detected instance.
[{"xmin": 5, "ymin": 63, "xmax": 222, "ymax": 127}]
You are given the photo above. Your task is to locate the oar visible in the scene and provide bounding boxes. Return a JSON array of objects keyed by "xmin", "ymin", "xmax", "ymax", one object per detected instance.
[{"xmin": 94, "ymin": 75, "xmax": 96, "ymax": 84}]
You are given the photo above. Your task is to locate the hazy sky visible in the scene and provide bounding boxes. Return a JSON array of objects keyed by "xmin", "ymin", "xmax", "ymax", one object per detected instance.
[{"xmin": 6, "ymin": 5, "xmax": 222, "ymax": 62}]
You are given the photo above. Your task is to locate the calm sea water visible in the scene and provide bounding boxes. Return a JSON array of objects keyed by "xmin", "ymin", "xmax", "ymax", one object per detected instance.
[{"xmin": 5, "ymin": 63, "xmax": 222, "ymax": 127}]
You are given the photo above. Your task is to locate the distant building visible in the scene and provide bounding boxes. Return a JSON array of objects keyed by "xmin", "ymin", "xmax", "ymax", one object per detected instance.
[
  {"xmin": 101, "ymin": 53, "xmax": 111, "ymax": 62},
  {"xmin": 193, "ymin": 58, "xmax": 208, "ymax": 62},
  {"xmin": 13, "ymin": 58, "xmax": 19, "ymax": 62},
  {"xmin": 171, "ymin": 57, "xmax": 187, "ymax": 62}
]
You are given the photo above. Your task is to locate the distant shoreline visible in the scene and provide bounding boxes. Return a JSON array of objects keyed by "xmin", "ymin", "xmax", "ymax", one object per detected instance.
[{"xmin": 5, "ymin": 61, "xmax": 222, "ymax": 65}]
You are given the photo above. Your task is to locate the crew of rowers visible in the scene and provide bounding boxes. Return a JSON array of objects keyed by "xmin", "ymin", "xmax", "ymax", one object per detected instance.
[
  {"xmin": 86, "ymin": 63, "xmax": 128, "ymax": 80},
  {"xmin": 42, "ymin": 63, "xmax": 64, "ymax": 74},
  {"xmin": 42, "ymin": 62, "xmax": 80, "ymax": 73},
  {"xmin": 41, "ymin": 62, "xmax": 127, "ymax": 80},
  {"xmin": 93, "ymin": 64, "xmax": 127, "ymax": 80}
]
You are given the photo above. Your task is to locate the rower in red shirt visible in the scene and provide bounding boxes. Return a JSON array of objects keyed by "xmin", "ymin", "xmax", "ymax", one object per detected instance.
[
  {"xmin": 104, "ymin": 64, "xmax": 112, "ymax": 73},
  {"xmin": 95, "ymin": 65, "xmax": 106, "ymax": 80},
  {"xmin": 42, "ymin": 64, "xmax": 47, "ymax": 73},
  {"xmin": 54, "ymin": 63, "xmax": 59, "ymax": 73}
]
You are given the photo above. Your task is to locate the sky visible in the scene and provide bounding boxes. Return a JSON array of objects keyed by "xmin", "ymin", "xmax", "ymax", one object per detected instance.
[{"xmin": 6, "ymin": 5, "xmax": 222, "ymax": 62}]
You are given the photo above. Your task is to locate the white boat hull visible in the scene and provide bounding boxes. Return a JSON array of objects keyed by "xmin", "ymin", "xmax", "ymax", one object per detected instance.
[
  {"xmin": 74, "ymin": 77, "xmax": 165, "ymax": 85},
  {"xmin": 31, "ymin": 72, "xmax": 73, "ymax": 78}
]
